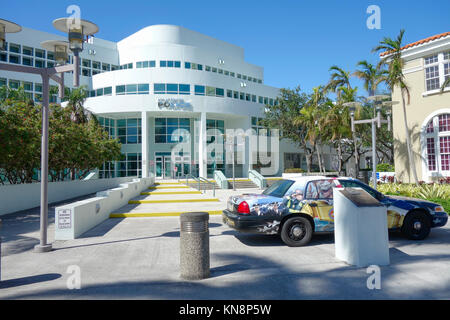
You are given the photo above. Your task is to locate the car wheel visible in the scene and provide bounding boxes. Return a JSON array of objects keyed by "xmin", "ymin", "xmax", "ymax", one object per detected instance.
[
  {"xmin": 401, "ymin": 211, "xmax": 431, "ymax": 240},
  {"xmin": 280, "ymin": 216, "xmax": 313, "ymax": 247}
]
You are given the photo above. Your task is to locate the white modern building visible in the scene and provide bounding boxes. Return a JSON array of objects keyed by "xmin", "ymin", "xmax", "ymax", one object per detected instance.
[{"xmin": 0, "ymin": 24, "xmax": 337, "ymax": 179}]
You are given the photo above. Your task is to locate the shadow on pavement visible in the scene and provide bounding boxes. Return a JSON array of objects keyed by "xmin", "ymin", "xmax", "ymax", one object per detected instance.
[{"xmin": 0, "ymin": 273, "xmax": 61, "ymax": 289}]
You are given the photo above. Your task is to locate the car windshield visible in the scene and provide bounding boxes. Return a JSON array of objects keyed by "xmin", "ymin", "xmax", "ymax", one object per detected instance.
[{"xmin": 262, "ymin": 179, "xmax": 295, "ymax": 198}]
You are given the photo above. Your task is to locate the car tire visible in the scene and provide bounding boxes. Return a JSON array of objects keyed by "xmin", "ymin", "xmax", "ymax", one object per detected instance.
[
  {"xmin": 401, "ymin": 211, "xmax": 431, "ymax": 240},
  {"xmin": 280, "ymin": 216, "xmax": 313, "ymax": 247}
]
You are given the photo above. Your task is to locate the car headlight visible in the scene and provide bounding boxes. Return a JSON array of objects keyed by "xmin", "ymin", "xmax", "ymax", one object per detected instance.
[{"xmin": 434, "ymin": 206, "xmax": 445, "ymax": 213}]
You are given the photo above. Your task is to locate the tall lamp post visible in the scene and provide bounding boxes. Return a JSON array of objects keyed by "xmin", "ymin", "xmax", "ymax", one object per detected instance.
[
  {"xmin": 0, "ymin": 17, "xmax": 98, "ymax": 253},
  {"xmin": 344, "ymin": 95, "xmax": 394, "ymax": 191}
]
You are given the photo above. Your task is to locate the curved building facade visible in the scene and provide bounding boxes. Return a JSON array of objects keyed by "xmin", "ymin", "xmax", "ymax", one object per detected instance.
[{"xmin": 1, "ymin": 24, "xmax": 336, "ymax": 179}]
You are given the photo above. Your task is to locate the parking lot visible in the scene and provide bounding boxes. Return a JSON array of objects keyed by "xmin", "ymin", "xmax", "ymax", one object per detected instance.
[{"xmin": 1, "ymin": 201, "xmax": 449, "ymax": 300}]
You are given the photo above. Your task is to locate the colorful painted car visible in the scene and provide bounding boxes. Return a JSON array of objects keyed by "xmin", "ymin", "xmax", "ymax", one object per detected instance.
[{"xmin": 222, "ymin": 176, "xmax": 448, "ymax": 247}]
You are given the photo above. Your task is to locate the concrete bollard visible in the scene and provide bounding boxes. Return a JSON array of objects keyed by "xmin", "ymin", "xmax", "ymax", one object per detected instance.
[{"xmin": 180, "ymin": 212, "xmax": 210, "ymax": 280}]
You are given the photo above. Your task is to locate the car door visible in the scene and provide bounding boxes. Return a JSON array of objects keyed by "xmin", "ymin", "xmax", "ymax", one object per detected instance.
[{"xmin": 304, "ymin": 179, "xmax": 337, "ymax": 232}]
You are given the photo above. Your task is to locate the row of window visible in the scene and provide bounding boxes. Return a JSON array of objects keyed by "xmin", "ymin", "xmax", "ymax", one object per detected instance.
[
  {"xmin": 120, "ymin": 59, "xmax": 263, "ymax": 83},
  {"xmin": 424, "ymin": 51, "xmax": 450, "ymax": 91},
  {"xmin": 89, "ymin": 83, "xmax": 276, "ymax": 106},
  {"xmin": 2, "ymin": 41, "xmax": 264, "ymax": 83},
  {"xmin": 0, "ymin": 78, "xmax": 64, "ymax": 103}
]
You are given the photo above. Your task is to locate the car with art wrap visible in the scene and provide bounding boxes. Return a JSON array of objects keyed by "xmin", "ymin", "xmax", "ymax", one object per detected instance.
[{"xmin": 222, "ymin": 176, "xmax": 448, "ymax": 247}]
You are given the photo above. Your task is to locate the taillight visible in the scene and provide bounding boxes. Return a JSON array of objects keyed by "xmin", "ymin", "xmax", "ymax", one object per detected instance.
[{"xmin": 237, "ymin": 201, "xmax": 250, "ymax": 214}]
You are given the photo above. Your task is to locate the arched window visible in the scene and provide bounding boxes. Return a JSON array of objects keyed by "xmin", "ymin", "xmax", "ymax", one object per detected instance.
[{"xmin": 424, "ymin": 113, "xmax": 450, "ymax": 173}]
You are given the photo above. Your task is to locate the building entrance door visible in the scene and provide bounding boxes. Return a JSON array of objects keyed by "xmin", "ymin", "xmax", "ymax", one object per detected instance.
[
  {"xmin": 155, "ymin": 156, "xmax": 173, "ymax": 179},
  {"xmin": 173, "ymin": 155, "xmax": 191, "ymax": 178}
]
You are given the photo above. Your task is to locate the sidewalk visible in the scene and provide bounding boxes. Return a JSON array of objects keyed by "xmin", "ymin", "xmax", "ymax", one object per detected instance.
[{"xmin": 1, "ymin": 201, "xmax": 449, "ymax": 299}]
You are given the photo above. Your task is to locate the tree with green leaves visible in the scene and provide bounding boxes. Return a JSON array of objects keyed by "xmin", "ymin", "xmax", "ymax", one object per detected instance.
[
  {"xmin": 0, "ymin": 89, "xmax": 122, "ymax": 184},
  {"xmin": 261, "ymin": 86, "xmax": 317, "ymax": 172},
  {"xmin": 373, "ymin": 29, "xmax": 419, "ymax": 184}
]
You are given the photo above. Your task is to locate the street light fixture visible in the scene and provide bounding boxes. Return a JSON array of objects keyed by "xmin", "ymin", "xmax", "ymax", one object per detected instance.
[
  {"xmin": 344, "ymin": 95, "xmax": 394, "ymax": 190},
  {"xmin": 0, "ymin": 19, "xmax": 21, "ymax": 51},
  {"xmin": 0, "ymin": 16, "xmax": 99, "ymax": 253}
]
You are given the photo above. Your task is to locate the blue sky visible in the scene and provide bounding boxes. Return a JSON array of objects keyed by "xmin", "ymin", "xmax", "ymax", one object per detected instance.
[{"xmin": 3, "ymin": 0, "xmax": 449, "ymax": 95}]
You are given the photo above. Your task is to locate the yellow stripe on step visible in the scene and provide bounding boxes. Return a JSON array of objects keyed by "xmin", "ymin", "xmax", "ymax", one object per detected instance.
[
  {"xmin": 128, "ymin": 198, "xmax": 220, "ymax": 204},
  {"xmin": 154, "ymin": 182, "xmax": 183, "ymax": 185},
  {"xmin": 110, "ymin": 210, "xmax": 223, "ymax": 218},
  {"xmin": 148, "ymin": 186, "xmax": 191, "ymax": 189},
  {"xmin": 140, "ymin": 191, "xmax": 202, "ymax": 195}
]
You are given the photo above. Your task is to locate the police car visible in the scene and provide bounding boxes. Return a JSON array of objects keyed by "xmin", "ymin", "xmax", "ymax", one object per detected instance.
[{"xmin": 222, "ymin": 176, "xmax": 448, "ymax": 247}]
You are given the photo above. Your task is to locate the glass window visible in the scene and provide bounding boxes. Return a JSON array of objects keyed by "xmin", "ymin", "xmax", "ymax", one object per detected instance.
[
  {"xmin": 154, "ymin": 83, "xmax": 166, "ymax": 94},
  {"xmin": 126, "ymin": 84, "xmax": 137, "ymax": 94},
  {"xmin": 35, "ymin": 49, "xmax": 45, "ymax": 58},
  {"xmin": 205, "ymin": 66, "xmax": 211, "ymax": 72},
  {"xmin": 82, "ymin": 59, "xmax": 91, "ymax": 68},
  {"xmin": 0, "ymin": 78, "xmax": 7, "ymax": 87},
  {"xmin": 212, "ymin": 67, "xmax": 217, "ymax": 73},
  {"xmin": 197, "ymin": 64, "xmax": 203, "ymax": 71},
  {"xmin": 167, "ymin": 83, "xmax": 178, "ymax": 94},
  {"xmin": 233, "ymin": 91, "xmax": 239, "ymax": 99},
  {"xmin": 216, "ymin": 88, "xmax": 224, "ymax": 97},
  {"xmin": 185, "ymin": 62, "xmax": 191, "ymax": 69},
  {"xmin": 179, "ymin": 84, "xmax": 190, "ymax": 94},
  {"xmin": 138, "ymin": 83, "xmax": 149, "ymax": 94},
  {"xmin": 104, "ymin": 87, "xmax": 112, "ymax": 95},
  {"xmin": 96, "ymin": 88, "xmax": 104, "ymax": 97},
  {"xmin": 22, "ymin": 57, "xmax": 33, "ymax": 66},
  {"xmin": 136, "ymin": 61, "xmax": 143, "ymax": 68},
  {"xmin": 227, "ymin": 90, "xmax": 232, "ymax": 98},
  {"xmin": 167, "ymin": 61, "xmax": 174, "ymax": 68},
  {"xmin": 22, "ymin": 46, "xmax": 33, "ymax": 56},
  {"xmin": 93, "ymin": 61, "xmax": 101, "ymax": 69},
  {"xmin": 102, "ymin": 63, "xmax": 111, "ymax": 71},
  {"xmin": 0, "ymin": 52, "xmax": 6, "ymax": 62},
  {"xmin": 9, "ymin": 80, "xmax": 20, "ymax": 89},
  {"xmin": 35, "ymin": 83, "xmax": 42, "ymax": 93},
  {"xmin": 23, "ymin": 82, "xmax": 33, "ymax": 91},
  {"xmin": 9, "ymin": 55, "xmax": 20, "ymax": 64},
  {"xmin": 240, "ymin": 92, "xmax": 245, "ymax": 100},
  {"xmin": 116, "ymin": 85, "xmax": 126, "ymax": 95},
  {"xmin": 252, "ymin": 95, "xmax": 257, "ymax": 102},
  {"xmin": 195, "ymin": 85, "xmax": 205, "ymax": 96},
  {"xmin": 142, "ymin": 61, "xmax": 149, "ymax": 68},
  {"xmin": 206, "ymin": 86, "xmax": 215, "ymax": 96},
  {"xmin": 149, "ymin": 60, "xmax": 156, "ymax": 68},
  {"xmin": 174, "ymin": 61, "xmax": 181, "ymax": 68},
  {"xmin": 425, "ymin": 55, "xmax": 438, "ymax": 65},
  {"xmin": 9, "ymin": 43, "xmax": 20, "ymax": 53},
  {"xmin": 46, "ymin": 61, "xmax": 54, "ymax": 68},
  {"xmin": 160, "ymin": 60, "xmax": 167, "ymax": 67},
  {"xmin": 425, "ymin": 65, "xmax": 440, "ymax": 91},
  {"xmin": 47, "ymin": 52, "xmax": 55, "ymax": 60}
]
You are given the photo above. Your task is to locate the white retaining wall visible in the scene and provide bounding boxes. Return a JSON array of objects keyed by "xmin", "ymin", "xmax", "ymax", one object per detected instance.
[
  {"xmin": 0, "ymin": 177, "xmax": 142, "ymax": 216},
  {"xmin": 54, "ymin": 176, "xmax": 155, "ymax": 240}
]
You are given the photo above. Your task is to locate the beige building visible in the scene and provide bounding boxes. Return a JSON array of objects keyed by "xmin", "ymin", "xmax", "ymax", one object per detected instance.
[{"xmin": 384, "ymin": 32, "xmax": 450, "ymax": 183}]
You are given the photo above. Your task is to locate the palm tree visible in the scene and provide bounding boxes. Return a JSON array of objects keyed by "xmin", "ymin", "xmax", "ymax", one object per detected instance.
[
  {"xmin": 353, "ymin": 60, "xmax": 388, "ymax": 97},
  {"xmin": 65, "ymin": 85, "xmax": 96, "ymax": 124},
  {"xmin": 325, "ymin": 65, "xmax": 352, "ymax": 100},
  {"xmin": 441, "ymin": 77, "xmax": 450, "ymax": 93},
  {"xmin": 373, "ymin": 29, "xmax": 419, "ymax": 184}
]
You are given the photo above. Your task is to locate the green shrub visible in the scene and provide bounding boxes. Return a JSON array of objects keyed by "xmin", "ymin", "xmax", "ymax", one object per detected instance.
[
  {"xmin": 284, "ymin": 168, "xmax": 305, "ymax": 173},
  {"xmin": 376, "ymin": 163, "xmax": 395, "ymax": 172}
]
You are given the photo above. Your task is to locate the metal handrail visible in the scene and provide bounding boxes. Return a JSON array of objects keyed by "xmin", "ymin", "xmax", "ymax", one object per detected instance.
[
  {"xmin": 198, "ymin": 177, "xmax": 216, "ymax": 197},
  {"xmin": 186, "ymin": 174, "xmax": 201, "ymax": 191},
  {"xmin": 248, "ymin": 170, "xmax": 265, "ymax": 189}
]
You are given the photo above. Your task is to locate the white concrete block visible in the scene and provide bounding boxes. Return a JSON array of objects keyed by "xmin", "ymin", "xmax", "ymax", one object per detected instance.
[{"xmin": 334, "ymin": 187, "xmax": 390, "ymax": 268}]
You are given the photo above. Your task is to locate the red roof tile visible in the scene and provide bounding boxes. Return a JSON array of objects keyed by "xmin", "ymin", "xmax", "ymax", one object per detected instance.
[{"xmin": 380, "ymin": 31, "xmax": 450, "ymax": 57}]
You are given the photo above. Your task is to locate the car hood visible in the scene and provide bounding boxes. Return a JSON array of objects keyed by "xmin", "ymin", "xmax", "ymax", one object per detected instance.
[{"xmin": 385, "ymin": 195, "xmax": 439, "ymax": 209}]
